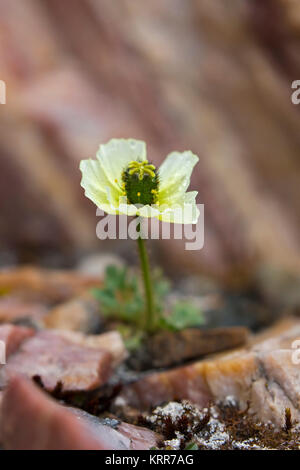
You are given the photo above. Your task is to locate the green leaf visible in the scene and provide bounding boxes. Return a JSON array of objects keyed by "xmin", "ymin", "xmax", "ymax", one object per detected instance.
[
  {"xmin": 92, "ymin": 264, "xmax": 204, "ymax": 335},
  {"xmin": 92, "ymin": 265, "xmax": 144, "ymax": 326},
  {"xmin": 124, "ymin": 332, "xmax": 144, "ymax": 351},
  {"xmin": 162, "ymin": 301, "xmax": 204, "ymax": 331},
  {"xmin": 153, "ymin": 269, "xmax": 171, "ymax": 301}
]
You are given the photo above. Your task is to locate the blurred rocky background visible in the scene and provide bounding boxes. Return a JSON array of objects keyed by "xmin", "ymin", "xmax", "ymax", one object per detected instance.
[{"xmin": 0, "ymin": 0, "xmax": 300, "ymax": 309}]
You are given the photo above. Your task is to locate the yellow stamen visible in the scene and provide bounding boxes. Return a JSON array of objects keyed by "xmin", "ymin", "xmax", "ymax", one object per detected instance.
[
  {"xmin": 127, "ymin": 160, "xmax": 157, "ymax": 181},
  {"xmin": 144, "ymin": 168, "xmax": 155, "ymax": 178}
]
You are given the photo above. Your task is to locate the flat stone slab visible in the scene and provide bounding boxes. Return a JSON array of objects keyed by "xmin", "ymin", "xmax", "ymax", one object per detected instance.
[
  {"xmin": 55, "ymin": 329, "xmax": 128, "ymax": 367},
  {"xmin": 129, "ymin": 326, "xmax": 249, "ymax": 369},
  {"xmin": 0, "ymin": 376, "xmax": 159, "ymax": 450},
  {"xmin": 0, "ymin": 330, "xmax": 113, "ymax": 392}
]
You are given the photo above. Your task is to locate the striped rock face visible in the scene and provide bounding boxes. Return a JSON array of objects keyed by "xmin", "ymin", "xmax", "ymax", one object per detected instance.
[
  {"xmin": 1, "ymin": 0, "xmax": 300, "ymax": 286},
  {"xmin": 117, "ymin": 319, "xmax": 300, "ymax": 428}
]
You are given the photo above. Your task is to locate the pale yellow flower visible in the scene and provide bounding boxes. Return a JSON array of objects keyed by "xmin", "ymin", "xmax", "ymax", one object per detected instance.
[{"xmin": 80, "ymin": 138, "xmax": 199, "ymax": 224}]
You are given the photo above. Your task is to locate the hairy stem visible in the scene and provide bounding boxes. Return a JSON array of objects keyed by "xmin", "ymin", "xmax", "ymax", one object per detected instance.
[{"xmin": 137, "ymin": 222, "xmax": 155, "ymax": 332}]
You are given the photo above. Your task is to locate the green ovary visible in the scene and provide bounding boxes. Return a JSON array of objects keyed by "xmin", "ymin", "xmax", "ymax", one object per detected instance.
[{"xmin": 122, "ymin": 160, "xmax": 159, "ymax": 206}]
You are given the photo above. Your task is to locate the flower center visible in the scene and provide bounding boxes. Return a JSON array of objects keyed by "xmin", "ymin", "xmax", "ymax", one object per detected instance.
[{"xmin": 122, "ymin": 160, "xmax": 159, "ymax": 205}]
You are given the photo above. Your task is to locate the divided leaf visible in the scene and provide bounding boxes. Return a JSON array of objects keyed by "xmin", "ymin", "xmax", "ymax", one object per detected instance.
[{"xmin": 92, "ymin": 265, "xmax": 204, "ymax": 336}]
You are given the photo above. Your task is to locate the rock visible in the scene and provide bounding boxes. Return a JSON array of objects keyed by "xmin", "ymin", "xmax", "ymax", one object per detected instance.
[
  {"xmin": 118, "ymin": 318, "xmax": 300, "ymax": 427},
  {"xmin": 55, "ymin": 330, "xmax": 128, "ymax": 368},
  {"xmin": 119, "ymin": 362, "xmax": 212, "ymax": 412},
  {"xmin": 0, "ymin": 330, "xmax": 113, "ymax": 392},
  {"xmin": 252, "ymin": 319, "xmax": 300, "ymax": 352},
  {"xmin": 249, "ymin": 316, "xmax": 300, "ymax": 347},
  {"xmin": 0, "ymin": 324, "xmax": 35, "ymax": 357},
  {"xmin": 0, "ymin": 297, "xmax": 47, "ymax": 324},
  {"xmin": 129, "ymin": 326, "xmax": 249, "ymax": 370},
  {"xmin": 42, "ymin": 292, "xmax": 102, "ymax": 333},
  {"xmin": 0, "ymin": 391, "xmax": 2, "ymax": 430},
  {"xmin": 0, "ymin": 376, "xmax": 160, "ymax": 450},
  {"xmin": 0, "ymin": 267, "xmax": 101, "ymax": 303},
  {"xmin": 69, "ymin": 408, "xmax": 160, "ymax": 450}
]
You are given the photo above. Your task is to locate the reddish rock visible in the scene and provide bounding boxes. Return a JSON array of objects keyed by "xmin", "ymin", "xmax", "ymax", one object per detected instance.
[
  {"xmin": 252, "ymin": 321, "xmax": 300, "ymax": 352},
  {"xmin": 42, "ymin": 292, "xmax": 102, "ymax": 333},
  {"xmin": 0, "ymin": 267, "xmax": 101, "ymax": 303},
  {"xmin": 55, "ymin": 329, "xmax": 128, "ymax": 367},
  {"xmin": 0, "ymin": 324, "xmax": 35, "ymax": 358},
  {"xmin": 69, "ymin": 408, "xmax": 159, "ymax": 451},
  {"xmin": 119, "ymin": 319, "xmax": 300, "ymax": 427},
  {"xmin": 0, "ymin": 330, "xmax": 112, "ymax": 392},
  {"xmin": 0, "ymin": 377, "xmax": 159, "ymax": 450},
  {"xmin": 0, "ymin": 297, "xmax": 47, "ymax": 323},
  {"xmin": 120, "ymin": 361, "xmax": 212, "ymax": 411}
]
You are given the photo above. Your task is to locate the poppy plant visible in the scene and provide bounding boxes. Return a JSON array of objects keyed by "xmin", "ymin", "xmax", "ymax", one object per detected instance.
[{"xmin": 80, "ymin": 138, "xmax": 199, "ymax": 332}]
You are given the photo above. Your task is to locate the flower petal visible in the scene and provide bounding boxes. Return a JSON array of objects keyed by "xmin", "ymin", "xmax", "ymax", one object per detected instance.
[
  {"xmin": 138, "ymin": 204, "xmax": 162, "ymax": 219},
  {"xmin": 112, "ymin": 196, "xmax": 138, "ymax": 217},
  {"xmin": 158, "ymin": 151, "xmax": 199, "ymax": 205},
  {"xmin": 97, "ymin": 138, "xmax": 147, "ymax": 188},
  {"xmin": 80, "ymin": 159, "xmax": 119, "ymax": 214},
  {"xmin": 157, "ymin": 191, "xmax": 199, "ymax": 224}
]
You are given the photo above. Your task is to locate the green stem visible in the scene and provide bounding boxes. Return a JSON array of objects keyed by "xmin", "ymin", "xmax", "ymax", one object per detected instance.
[{"xmin": 137, "ymin": 223, "xmax": 155, "ymax": 333}]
